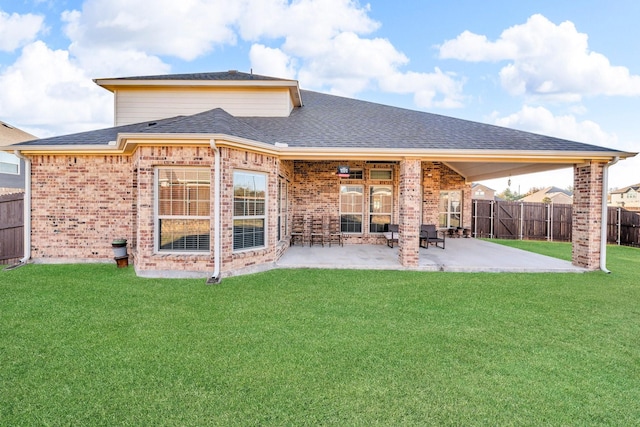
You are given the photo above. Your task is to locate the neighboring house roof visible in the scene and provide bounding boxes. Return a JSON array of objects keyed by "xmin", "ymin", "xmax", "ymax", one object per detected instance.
[
  {"xmin": 0, "ymin": 120, "xmax": 36, "ymax": 147},
  {"xmin": 0, "ymin": 120, "xmax": 34, "ymax": 192},
  {"xmin": 471, "ymin": 183, "xmax": 497, "ymax": 200},
  {"xmin": 521, "ymin": 186, "xmax": 573, "ymax": 203},
  {"xmin": 10, "ymin": 72, "xmax": 636, "ymax": 182},
  {"xmin": 610, "ymin": 183, "xmax": 640, "ymax": 194}
]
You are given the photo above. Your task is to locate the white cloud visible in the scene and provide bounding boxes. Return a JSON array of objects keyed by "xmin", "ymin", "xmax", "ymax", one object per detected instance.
[
  {"xmin": 439, "ymin": 14, "xmax": 640, "ymax": 100},
  {"xmin": 60, "ymin": 0, "xmax": 464, "ymax": 108},
  {"xmin": 491, "ymin": 105, "xmax": 617, "ymax": 147},
  {"xmin": 62, "ymin": 0, "xmax": 244, "ymax": 61},
  {"xmin": 0, "ymin": 41, "xmax": 112, "ymax": 137},
  {"xmin": 297, "ymin": 32, "xmax": 408, "ymax": 95},
  {"xmin": 380, "ymin": 68, "xmax": 465, "ymax": 109},
  {"xmin": 0, "ymin": 10, "xmax": 45, "ymax": 52},
  {"xmin": 249, "ymin": 44, "xmax": 297, "ymax": 79},
  {"xmin": 2, "ymin": 0, "xmax": 469, "ymax": 139}
]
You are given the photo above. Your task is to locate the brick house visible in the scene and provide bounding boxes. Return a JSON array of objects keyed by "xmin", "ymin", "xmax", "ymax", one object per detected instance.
[
  {"xmin": 609, "ymin": 183, "xmax": 640, "ymax": 212},
  {"xmin": 521, "ymin": 186, "xmax": 573, "ymax": 204},
  {"xmin": 0, "ymin": 120, "xmax": 35, "ymax": 195},
  {"xmin": 5, "ymin": 71, "xmax": 636, "ymax": 280}
]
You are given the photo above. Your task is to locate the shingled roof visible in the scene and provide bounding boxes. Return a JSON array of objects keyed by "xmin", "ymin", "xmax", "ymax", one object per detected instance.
[
  {"xmin": 96, "ymin": 70, "xmax": 290, "ymax": 82},
  {"xmin": 10, "ymin": 89, "xmax": 623, "ymax": 153},
  {"xmin": 9, "ymin": 74, "xmax": 636, "ymax": 182}
]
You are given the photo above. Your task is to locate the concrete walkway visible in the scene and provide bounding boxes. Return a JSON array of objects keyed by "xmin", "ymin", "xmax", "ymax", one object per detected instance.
[{"xmin": 276, "ymin": 238, "xmax": 586, "ymax": 273}]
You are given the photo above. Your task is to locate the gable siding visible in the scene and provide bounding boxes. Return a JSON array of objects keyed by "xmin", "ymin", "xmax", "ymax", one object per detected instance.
[{"xmin": 114, "ymin": 87, "xmax": 293, "ymax": 125}]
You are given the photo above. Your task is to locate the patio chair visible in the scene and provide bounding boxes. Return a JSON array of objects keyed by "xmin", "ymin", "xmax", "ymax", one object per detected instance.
[
  {"xmin": 420, "ymin": 224, "xmax": 445, "ymax": 249},
  {"xmin": 310, "ymin": 215, "xmax": 325, "ymax": 246},
  {"xmin": 290, "ymin": 214, "xmax": 306, "ymax": 246},
  {"xmin": 328, "ymin": 216, "xmax": 343, "ymax": 247},
  {"xmin": 384, "ymin": 224, "xmax": 399, "ymax": 248}
]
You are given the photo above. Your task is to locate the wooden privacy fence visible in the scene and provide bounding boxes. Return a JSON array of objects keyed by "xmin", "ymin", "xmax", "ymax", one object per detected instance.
[
  {"xmin": 472, "ymin": 199, "xmax": 640, "ymax": 247},
  {"xmin": 0, "ymin": 192, "xmax": 24, "ymax": 265}
]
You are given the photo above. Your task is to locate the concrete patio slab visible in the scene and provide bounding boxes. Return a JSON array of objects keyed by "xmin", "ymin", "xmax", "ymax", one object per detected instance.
[{"xmin": 276, "ymin": 238, "xmax": 586, "ymax": 273}]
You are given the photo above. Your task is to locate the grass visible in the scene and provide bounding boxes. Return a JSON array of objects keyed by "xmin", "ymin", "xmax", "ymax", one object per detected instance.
[{"xmin": 1, "ymin": 243, "xmax": 639, "ymax": 425}]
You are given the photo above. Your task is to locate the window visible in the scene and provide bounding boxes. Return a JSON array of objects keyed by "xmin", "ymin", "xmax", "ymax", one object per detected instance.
[
  {"xmin": 233, "ymin": 171, "xmax": 267, "ymax": 250},
  {"xmin": 0, "ymin": 152, "xmax": 19, "ymax": 175},
  {"xmin": 439, "ymin": 190, "xmax": 461, "ymax": 229},
  {"xmin": 370, "ymin": 169, "xmax": 392, "ymax": 180},
  {"xmin": 346, "ymin": 169, "xmax": 363, "ymax": 180},
  {"xmin": 156, "ymin": 168, "xmax": 210, "ymax": 252},
  {"xmin": 340, "ymin": 185, "xmax": 363, "ymax": 233},
  {"xmin": 370, "ymin": 186, "xmax": 392, "ymax": 232}
]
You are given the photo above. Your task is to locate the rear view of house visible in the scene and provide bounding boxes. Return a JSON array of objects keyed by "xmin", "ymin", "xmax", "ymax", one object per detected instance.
[{"xmin": 5, "ymin": 71, "xmax": 636, "ymax": 279}]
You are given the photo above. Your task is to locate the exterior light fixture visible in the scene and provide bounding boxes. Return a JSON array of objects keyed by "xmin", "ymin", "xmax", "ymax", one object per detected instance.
[{"xmin": 337, "ymin": 165, "xmax": 350, "ymax": 178}]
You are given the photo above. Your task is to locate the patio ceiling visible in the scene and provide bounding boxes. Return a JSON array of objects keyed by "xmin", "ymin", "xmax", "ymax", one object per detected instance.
[{"xmin": 445, "ymin": 160, "xmax": 574, "ymax": 182}]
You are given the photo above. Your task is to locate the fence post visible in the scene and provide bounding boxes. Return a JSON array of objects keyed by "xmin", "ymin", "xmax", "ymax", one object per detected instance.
[
  {"xmin": 549, "ymin": 203, "xmax": 553, "ymax": 242},
  {"xmin": 617, "ymin": 207, "xmax": 621, "ymax": 245},
  {"xmin": 490, "ymin": 200, "xmax": 494, "ymax": 239},
  {"xmin": 473, "ymin": 199, "xmax": 477, "ymax": 238},
  {"xmin": 519, "ymin": 201, "xmax": 524, "ymax": 240}
]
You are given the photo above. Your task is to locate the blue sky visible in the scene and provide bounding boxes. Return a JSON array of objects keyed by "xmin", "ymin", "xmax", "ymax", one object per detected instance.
[{"xmin": 1, "ymin": 0, "xmax": 638, "ymax": 192}]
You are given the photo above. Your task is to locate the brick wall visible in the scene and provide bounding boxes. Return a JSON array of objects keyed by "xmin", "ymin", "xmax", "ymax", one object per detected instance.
[
  {"xmin": 399, "ymin": 159, "xmax": 421, "ymax": 267},
  {"xmin": 133, "ymin": 145, "xmax": 214, "ymax": 275},
  {"xmin": 421, "ymin": 162, "xmax": 471, "ymax": 227},
  {"xmin": 27, "ymin": 150, "xmax": 470, "ymax": 276},
  {"xmin": 220, "ymin": 147, "xmax": 280, "ymax": 276},
  {"xmin": 572, "ymin": 162, "xmax": 605, "ymax": 270},
  {"xmin": 292, "ymin": 160, "xmax": 402, "ymax": 244},
  {"xmin": 30, "ymin": 155, "xmax": 133, "ymax": 261}
]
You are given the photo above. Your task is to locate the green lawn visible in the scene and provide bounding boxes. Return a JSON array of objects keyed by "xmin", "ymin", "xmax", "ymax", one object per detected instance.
[{"xmin": 1, "ymin": 243, "xmax": 639, "ymax": 425}]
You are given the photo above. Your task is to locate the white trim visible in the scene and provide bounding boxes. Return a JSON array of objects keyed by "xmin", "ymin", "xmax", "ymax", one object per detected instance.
[
  {"xmin": 369, "ymin": 185, "xmax": 393, "ymax": 233},
  {"xmin": 154, "ymin": 166, "xmax": 211, "ymax": 253},
  {"xmin": 232, "ymin": 169, "xmax": 268, "ymax": 251},
  {"xmin": 339, "ymin": 184, "xmax": 364, "ymax": 234}
]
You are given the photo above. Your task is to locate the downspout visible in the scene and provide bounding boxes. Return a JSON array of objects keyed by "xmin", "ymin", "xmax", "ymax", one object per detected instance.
[
  {"xmin": 600, "ymin": 156, "xmax": 619, "ymax": 273},
  {"xmin": 207, "ymin": 140, "xmax": 222, "ymax": 284},
  {"xmin": 14, "ymin": 151, "xmax": 31, "ymax": 264}
]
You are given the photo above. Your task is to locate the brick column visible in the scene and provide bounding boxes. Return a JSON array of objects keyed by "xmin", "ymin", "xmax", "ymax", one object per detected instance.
[
  {"xmin": 572, "ymin": 162, "xmax": 605, "ymax": 270},
  {"xmin": 399, "ymin": 159, "xmax": 421, "ymax": 267}
]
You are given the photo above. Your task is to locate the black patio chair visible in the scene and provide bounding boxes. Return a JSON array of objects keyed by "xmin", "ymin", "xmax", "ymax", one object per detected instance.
[
  {"xmin": 420, "ymin": 224, "xmax": 445, "ymax": 249},
  {"xmin": 384, "ymin": 224, "xmax": 399, "ymax": 248}
]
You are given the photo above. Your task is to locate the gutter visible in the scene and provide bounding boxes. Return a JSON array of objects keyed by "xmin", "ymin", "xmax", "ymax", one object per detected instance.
[
  {"xmin": 14, "ymin": 150, "xmax": 31, "ymax": 264},
  {"xmin": 600, "ymin": 156, "xmax": 619, "ymax": 273},
  {"xmin": 207, "ymin": 140, "xmax": 222, "ymax": 284}
]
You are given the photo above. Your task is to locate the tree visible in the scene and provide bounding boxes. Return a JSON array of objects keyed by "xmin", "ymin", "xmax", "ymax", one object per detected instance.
[{"xmin": 497, "ymin": 187, "xmax": 521, "ymax": 201}]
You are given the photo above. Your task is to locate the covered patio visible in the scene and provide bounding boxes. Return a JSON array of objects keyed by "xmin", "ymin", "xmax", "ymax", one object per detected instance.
[{"xmin": 277, "ymin": 238, "xmax": 585, "ymax": 273}]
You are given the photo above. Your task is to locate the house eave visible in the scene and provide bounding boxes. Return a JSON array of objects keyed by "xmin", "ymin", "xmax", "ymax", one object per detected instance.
[{"xmin": 11, "ymin": 134, "xmax": 635, "ymax": 183}]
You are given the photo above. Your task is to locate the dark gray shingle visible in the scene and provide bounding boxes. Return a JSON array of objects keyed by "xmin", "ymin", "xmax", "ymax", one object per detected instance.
[{"xmin": 12, "ymin": 88, "xmax": 622, "ymax": 154}]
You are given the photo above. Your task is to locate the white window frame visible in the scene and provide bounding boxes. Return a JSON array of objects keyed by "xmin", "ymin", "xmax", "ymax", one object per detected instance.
[
  {"xmin": 340, "ymin": 184, "xmax": 364, "ymax": 233},
  {"xmin": 155, "ymin": 167, "xmax": 211, "ymax": 253},
  {"xmin": 369, "ymin": 185, "xmax": 393, "ymax": 233},
  {"xmin": 438, "ymin": 190, "xmax": 462, "ymax": 229},
  {"xmin": 233, "ymin": 170, "xmax": 268, "ymax": 251},
  {"xmin": 0, "ymin": 152, "xmax": 20, "ymax": 175}
]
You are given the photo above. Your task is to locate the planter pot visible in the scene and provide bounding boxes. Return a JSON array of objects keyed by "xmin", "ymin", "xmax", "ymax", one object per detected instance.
[
  {"xmin": 114, "ymin": 256, "xmax": 129, "ymax": 268},
  {"xmin": 112, "ymin": 239, "xmax": 127, "ymax": 258}
]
